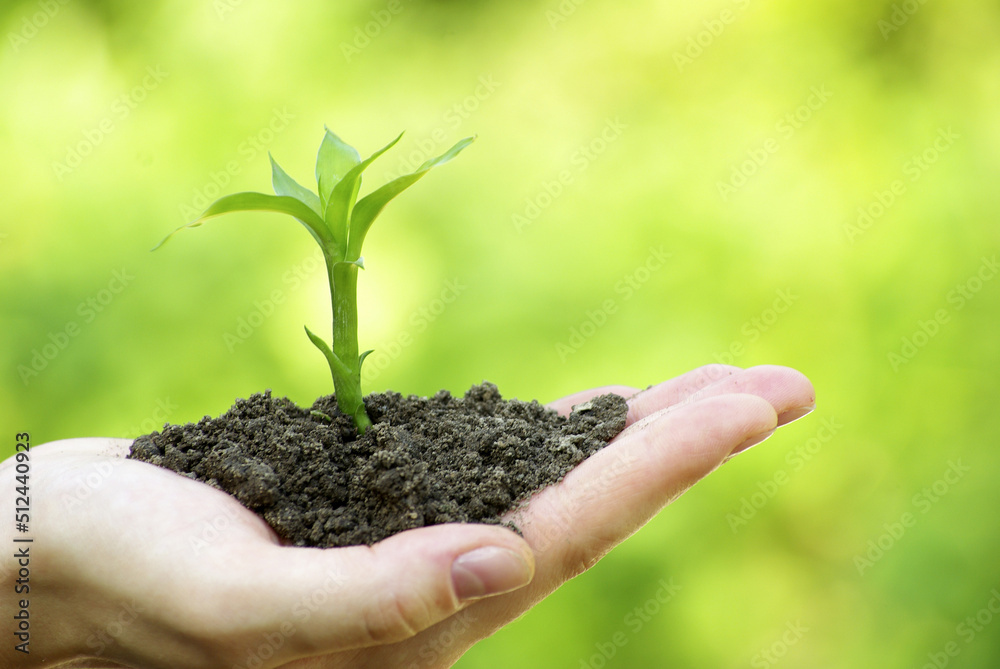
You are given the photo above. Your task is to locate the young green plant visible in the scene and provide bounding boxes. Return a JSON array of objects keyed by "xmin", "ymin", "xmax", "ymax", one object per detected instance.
[{"xmin": 157, "ymin": 129, "xmax": 473, "ymax": 433}]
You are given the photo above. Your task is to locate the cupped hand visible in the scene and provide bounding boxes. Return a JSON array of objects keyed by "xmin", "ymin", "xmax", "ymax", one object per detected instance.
[{"xmin": 0, "ymin": 364, "xmax": 814, "ymax": 669}]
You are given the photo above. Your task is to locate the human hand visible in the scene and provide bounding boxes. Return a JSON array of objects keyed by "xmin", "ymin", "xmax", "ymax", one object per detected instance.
[{"xmin": 0, "ymin": 364, "xmax": 813, "ymax": 669}]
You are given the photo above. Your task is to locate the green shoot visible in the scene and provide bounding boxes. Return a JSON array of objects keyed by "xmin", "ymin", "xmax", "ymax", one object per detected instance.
[{"xmin": 156, "ymin": 129, "xmax": 474, "ymax": 433}]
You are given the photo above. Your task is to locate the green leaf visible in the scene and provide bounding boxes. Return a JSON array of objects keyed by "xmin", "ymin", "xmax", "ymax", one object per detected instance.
[
  {"xmin": 333, "ymin": 257, "xmax": 365, "ymax": 270},
  {"xmin": 417, "ymin": 135, "xmax": 475, "ymax": 172},
  {"xmin": 316, "ymin": 128, "xmax": 361, "ymax": 211},
  {"xmin": 310, "ymin": 410, "xmax": 333, "ymax": 423},
  {"xmin": 346, "ymin": 136, "xmax": 474, "ymax": 259},
  {"xmin": 304, "ymin": 325, "xmax": 352, "ymax": 378},
  {"xmin": 270, "ymin": 153, "xmax": 322, "ymax": 216},
  {"xmin": 153, "ymin": 192, "xmax": 333, "ymax": 250},
  {"xmin": 352, "ymin": 405, "xmax": 372, "ymax": 433},
  {"xmin": 324, "ymin": 132, "xmax": 404, "ymax": 247}
]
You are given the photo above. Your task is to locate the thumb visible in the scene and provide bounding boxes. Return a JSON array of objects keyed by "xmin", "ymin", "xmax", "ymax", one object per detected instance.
[{"xmin": 235, "ymin": 524, "xmax": 534, "ymax": 658}]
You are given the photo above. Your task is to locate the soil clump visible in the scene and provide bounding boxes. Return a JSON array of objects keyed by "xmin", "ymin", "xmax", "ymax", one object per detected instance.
[{"xmin": 128, "ymin": 382, "xmax": 627, "ymax": 548}]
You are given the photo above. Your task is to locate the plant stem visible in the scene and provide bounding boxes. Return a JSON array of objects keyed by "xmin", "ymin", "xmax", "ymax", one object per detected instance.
[{"xmin": 327, "ymin": 255, "xmax": 373, "ymax": 433}]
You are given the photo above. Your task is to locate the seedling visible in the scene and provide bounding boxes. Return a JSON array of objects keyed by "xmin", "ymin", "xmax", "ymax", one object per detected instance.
[{"xmin": 157, "ymin": 129, "xmax": 473, "ymax": 433}]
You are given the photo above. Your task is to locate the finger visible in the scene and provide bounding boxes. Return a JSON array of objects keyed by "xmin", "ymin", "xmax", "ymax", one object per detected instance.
[
  {"xmin": 683, "ymin": 364, "xmax": 816, "ymax": 426},
  {"xmin": 28, "ymin": 437, "xmax": 134, "ymax": 459},
  {"xmin": 511, "ymin": 393, "xmax": 776, "ymax": 587},
  {"xmin": 442, "ymin": 393, "xmax": 777, "ymax": 645},
  {"xmin": 547, "ymin": 385, "xmax": 641, "ymax": 417},
  {"xmin": 210, "ymin": 524, "xmax": 534, "ymax": 662},
  {"xmin": 623, "ymin": 364, "xmax": 742, "ymax": 426}
]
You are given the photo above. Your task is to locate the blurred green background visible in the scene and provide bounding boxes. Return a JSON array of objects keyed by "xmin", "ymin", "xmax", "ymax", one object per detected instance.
[{"xmin": 2, "ymin": 0, "xmax": 999, "ymax": 666}]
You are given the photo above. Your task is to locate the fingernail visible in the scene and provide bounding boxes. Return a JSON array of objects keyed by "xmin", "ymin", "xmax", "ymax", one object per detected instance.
[
  {"xmin": 777, "ymin": 405, "xmax": 815, "ymax": 427},
  {"xmin": 452, "ymin": 546, "xmax": 533, "ymax": 602},
  {"xmin": 731, "ymin": 428, "xmax": 776, "ymax": 456}
]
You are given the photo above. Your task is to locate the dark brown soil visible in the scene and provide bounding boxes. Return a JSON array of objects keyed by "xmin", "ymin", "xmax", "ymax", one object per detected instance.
[{"xmin": 128, "ymin": 383, "xmax": 627, "ymax": 548}]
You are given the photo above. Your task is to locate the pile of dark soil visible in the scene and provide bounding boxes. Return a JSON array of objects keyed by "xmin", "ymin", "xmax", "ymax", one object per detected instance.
[{"xmin": 128, "ymin": 383, "xmax": 627, "ymax": 548}]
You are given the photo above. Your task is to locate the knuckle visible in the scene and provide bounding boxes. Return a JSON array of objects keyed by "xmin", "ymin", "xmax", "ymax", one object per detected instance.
[
  {"xmin": 361, "ymin": 587, "xmax": 438, "ymax": 645},
  {"xmin": 555, "ymin": 522, "xmax": 619, "ymax": 582},
  {"xmin": 695, "ymin": 363, "xmax": 737, "ymax": 383},
  {"xmin": 560, "ymin": 541, "xmax": 603, "ymax": 581}
]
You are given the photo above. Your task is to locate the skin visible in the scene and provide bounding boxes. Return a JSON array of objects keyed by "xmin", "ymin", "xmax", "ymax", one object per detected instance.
[{"xmin": 0, "ymin": 364, "xmax": 814, "ymax": 668}]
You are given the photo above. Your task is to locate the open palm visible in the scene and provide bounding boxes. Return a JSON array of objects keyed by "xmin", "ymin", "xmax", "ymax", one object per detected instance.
[{"xmin": 1, "ymin": 364, "xmax": 814, "ymax": 669}]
